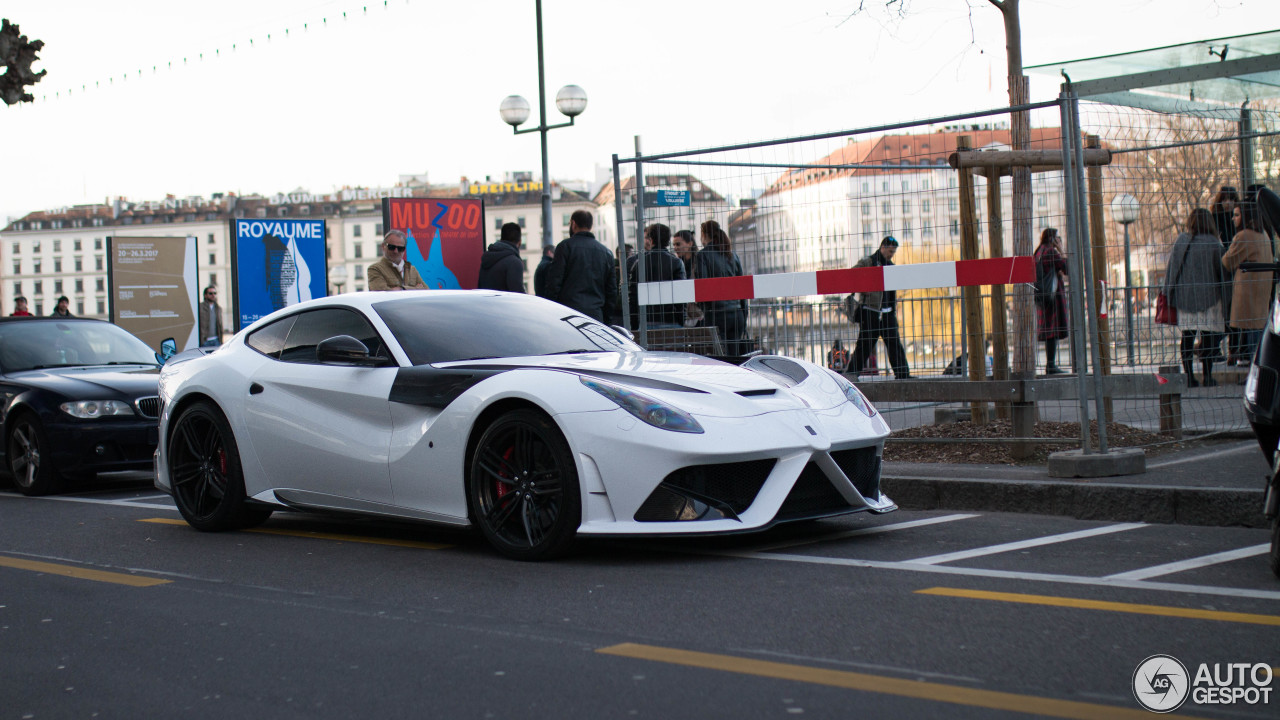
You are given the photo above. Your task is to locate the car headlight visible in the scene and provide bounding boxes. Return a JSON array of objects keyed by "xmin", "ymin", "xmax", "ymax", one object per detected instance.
[
  {"xmin": 1245, "ymin": 363, "xmax": 1260, "ymax": 404},
  {"xmin": 60, "ymin": 400, "xmax": 136, "ymax": 419},
  {"xmin": 1271, "ymin": 301, "xmax": 1280, "ymax": 335},
  {"xmin": 827, "ymin": 369, "xmax": 878, "ymax": 417},
  {"xmin": 580, "ymin": 377, "xmax": 704, "ymax": 433}
]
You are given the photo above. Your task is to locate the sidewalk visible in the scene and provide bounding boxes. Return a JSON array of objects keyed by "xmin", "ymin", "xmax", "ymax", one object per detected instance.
[{"xmin": 882, "ymin": 439, "xmax": 1270, "ymax": 528}]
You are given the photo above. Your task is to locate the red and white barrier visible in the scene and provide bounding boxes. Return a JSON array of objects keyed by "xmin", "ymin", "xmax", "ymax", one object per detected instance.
[{"xmin": 636, "ymin": 256, "xmax": 1035, "ymax": 305}]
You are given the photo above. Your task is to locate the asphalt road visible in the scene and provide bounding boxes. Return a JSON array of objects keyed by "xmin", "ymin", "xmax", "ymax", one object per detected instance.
[{"xmin": 1, "ymin": 477, "xmax": 1277, "ymax": 720}]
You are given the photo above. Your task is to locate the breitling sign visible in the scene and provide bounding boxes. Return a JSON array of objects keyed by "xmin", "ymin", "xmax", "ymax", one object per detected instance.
[{"xmin": 465, "ymin": 181, "xmax": 543, "ymax": 195}]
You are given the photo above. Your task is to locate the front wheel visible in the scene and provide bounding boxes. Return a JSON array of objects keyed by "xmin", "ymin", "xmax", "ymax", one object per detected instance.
[
  {"xmin": 168, "ymin": 401, "xmax": 272, "ymax": 531},
  {"xmin": 7, "ymin": 413, "xmax": 64, "ymax": 496},
  {"xmin": 469, "ymin": 409, "xmax": 580, "ymax": 561}
]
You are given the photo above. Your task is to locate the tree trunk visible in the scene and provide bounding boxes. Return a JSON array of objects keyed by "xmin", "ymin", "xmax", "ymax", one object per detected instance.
[{"xmin": 992, "ymin": 0, "xmax": 1035, "ymax": 378}]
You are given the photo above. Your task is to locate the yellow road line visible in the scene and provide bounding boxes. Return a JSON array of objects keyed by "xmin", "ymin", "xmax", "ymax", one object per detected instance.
[
  {"xmin": 597, "ymin": 643, "xmax": 1209, "ymax": 720},
  {"xmin": 918, "ymin": 587, "xmax": 1280, "ymax": 626},
  {"xmin": 0, "ymin": 555, "xmax": 170, "ymax": 587},
  {"xmin": 138, "ymin": 518, "xmax": 450, "ymax": 550}
]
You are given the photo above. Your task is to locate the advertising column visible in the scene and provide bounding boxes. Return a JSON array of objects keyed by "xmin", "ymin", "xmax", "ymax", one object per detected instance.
[
  {"xmin": 231, "ymin": 218, "xmax": 328, "ymax": 330},
  {"xmin": 107, "ymin": 236, "xmax": 199, "ymax": 355}
]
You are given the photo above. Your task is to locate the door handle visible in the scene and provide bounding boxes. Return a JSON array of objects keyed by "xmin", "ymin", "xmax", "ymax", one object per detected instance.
[{"xmin": 249, "ymin": 382, "xmax": 264, "ymax": 395}]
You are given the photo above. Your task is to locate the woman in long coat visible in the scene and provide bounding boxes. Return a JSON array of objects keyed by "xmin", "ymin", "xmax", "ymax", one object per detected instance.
[
  {"xmin": 1034, "ymin": 228, "xmax": 1069, "ymax": 374},
  {"xmin": 694, "ymin": 220, "xmax": 749, "ymax": 354},
  {"xmin": 1222, "ymin": 202, "xmax": 1275, "ymax": 364},
  {"xmin": 1163, "ymin": 208, "xmax": 1229, "ymax": 387}
]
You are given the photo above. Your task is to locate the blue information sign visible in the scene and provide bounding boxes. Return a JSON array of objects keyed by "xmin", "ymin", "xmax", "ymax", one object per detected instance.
[{"xmin": 644, "ymin": 190, "xmax": 691, "ymax": 207}]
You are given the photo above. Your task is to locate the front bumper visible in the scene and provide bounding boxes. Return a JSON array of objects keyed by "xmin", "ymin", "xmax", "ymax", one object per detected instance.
[
  {"xmin": 45, "ymin": 418, "xmax": 160, "ymax": 476},
  {"xmin": 559, "ymin": 402, "xmax": 894, "ymax": 536}
]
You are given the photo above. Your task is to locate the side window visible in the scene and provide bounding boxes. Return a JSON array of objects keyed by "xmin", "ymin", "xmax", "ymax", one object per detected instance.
[
  {"xmin": 246, "ymin": 316, "xmax": 296, "ymax": 359},
  {"xmin": 279, "ymin": 308, "xmax": 387, "ymax": 365}
]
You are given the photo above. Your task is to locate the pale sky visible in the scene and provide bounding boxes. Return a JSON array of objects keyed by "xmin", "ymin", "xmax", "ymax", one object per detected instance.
[{"xmin": 0, "ymin": 0, "xmax": 1262, "ymax": 223}]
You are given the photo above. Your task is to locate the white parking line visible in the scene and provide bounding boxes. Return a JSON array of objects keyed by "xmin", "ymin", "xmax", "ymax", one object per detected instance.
[
  {"xmin": 1146, "ymin": 441, "xmax": 1257, "ymax": 469},
  {"xmin": 720, "ymin": 550, "xmax": 1280, "ymax": 601},
  {"xmin": 1104, "ymin": 544, "xmax": 1271, "ymax": 581},
  {"xmin": 904, "ymin": 523, "xmax": 1146, "ymax": 565},
  {"xmin": 750, "ymin": 513, "xmax": 980, "ymax": 552},
  {"xmin": 16, "ymin": 495, "xmax": 178, "ymax": 511}
]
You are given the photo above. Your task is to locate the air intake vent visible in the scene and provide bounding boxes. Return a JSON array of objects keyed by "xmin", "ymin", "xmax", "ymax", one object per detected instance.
[
  {"xmin": 635, "ymin": 459, "xmax": 776, "ymax": 521},
  {"xmin": 736, "ymin": 389, "xmax": 777, "ymax": 397}
]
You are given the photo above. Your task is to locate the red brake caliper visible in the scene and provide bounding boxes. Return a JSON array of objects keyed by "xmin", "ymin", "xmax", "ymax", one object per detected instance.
[
  {"xmin": 216, "ymin": 448, "xmax": 227, "ymax": 475},
  {"xmin": 494, "ymin": 446, "xmax": 515, "ymax": 500}
]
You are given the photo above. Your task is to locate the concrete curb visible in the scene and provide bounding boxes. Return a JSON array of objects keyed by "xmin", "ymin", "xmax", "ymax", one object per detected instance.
[{"xmin": 884, "ymin": 475, "xmax": 1266, "ymax": 528}]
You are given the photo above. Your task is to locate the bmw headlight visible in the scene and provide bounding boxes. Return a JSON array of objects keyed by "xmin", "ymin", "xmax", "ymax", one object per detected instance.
[
  {"xmin": 1271, "ymin": 301, "xmax": 1280, "ymax": 336},
  {"xmin": 580, "ymin": 377, "xmax": 704, "ymax": 433},
  {"xmin": 827, "ymin": 369, "xmax": 878, "ymax": 417},
  {"xmin": 60, "ymin": 400, "xmax": 136, "ymax": 419}
]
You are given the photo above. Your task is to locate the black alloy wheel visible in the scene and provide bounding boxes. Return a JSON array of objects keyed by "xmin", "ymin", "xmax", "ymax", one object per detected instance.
[
  {"xmin": 168, "ymin": 401, "xmax": 271, "ymax": 531},
  {"xmin": 469, "ymin": 409, "xmax": 580, "ymax": 560},
  {"xmin": 7, "ymin": 413, "xmax": 63, "ymax": 496}
]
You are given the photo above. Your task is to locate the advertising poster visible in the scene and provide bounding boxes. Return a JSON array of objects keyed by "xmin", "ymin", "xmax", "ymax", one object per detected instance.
[
  {"xmin": 107, "ymin": 236, "xmax": 199, "ymax": 356},
  {"xmin": 231, "ymin": 218, "xmax": 327, "ymax": 330},
  {"xmin": 382, "ymin": 197, "xmax": 485, "ymax": 289}
]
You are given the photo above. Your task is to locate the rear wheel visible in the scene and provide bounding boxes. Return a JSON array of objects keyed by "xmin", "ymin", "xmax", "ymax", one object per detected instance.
[
  {"xmin": 168, "ymin": 401, "xmax": 272, "ymax": 531},
  {"xmin": 469, "ymin": 409, "xmax": 580, "ymax": 560},
  {"xmin": 7, "ymin": 413, "xmax": 64, "ymax": 496}
]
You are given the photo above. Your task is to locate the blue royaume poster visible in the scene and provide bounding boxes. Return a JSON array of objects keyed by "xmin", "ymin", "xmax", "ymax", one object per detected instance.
[{"xmin": 231, "ymin": 218, "xmax": 328, "ymax": 330}]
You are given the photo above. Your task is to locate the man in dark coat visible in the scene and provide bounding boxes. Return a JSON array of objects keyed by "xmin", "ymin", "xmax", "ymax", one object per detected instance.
[
  {"xmin": 544, "ymin": 210, "xmax": 618, "ymax": 323},
  {"xmin": 849, "ymin": 237, "xmax": 910, "ymax": 379},
  {"xmin": 533, "ymin": 245, "xmax": 556, "ymax": 298},
  {"xmin": 628, "ymin": 223, "xmax": 687, "ymax": 330},
  {"xmin": 477, "ymin": 222, "xmax": 526, "ymax": 293}
]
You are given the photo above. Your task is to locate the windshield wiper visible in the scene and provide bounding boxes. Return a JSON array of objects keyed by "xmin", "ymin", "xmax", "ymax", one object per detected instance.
[{"xmin": 541, "ymin": 349, "xmax": 598, "ymax": 355}]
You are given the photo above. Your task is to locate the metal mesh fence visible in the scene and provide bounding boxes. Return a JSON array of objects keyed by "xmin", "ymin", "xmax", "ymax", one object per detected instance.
[{"xmin": 610, "ymin": 96, "xmax": 1280, "ymax": 448}]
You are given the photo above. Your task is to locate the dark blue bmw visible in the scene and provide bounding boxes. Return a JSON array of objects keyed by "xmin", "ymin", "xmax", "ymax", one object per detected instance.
[{"xmin": 1, "ymin": 317, "xmax": 161, "ymax": 495}]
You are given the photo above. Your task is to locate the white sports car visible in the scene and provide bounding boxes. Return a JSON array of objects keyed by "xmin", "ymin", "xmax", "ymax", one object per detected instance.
[{"xmin": 154, "ymin": 291, "xmax": 895, "ymax": 559}]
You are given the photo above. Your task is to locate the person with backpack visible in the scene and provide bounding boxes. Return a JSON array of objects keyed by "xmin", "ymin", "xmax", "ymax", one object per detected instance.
[
  {"xmin": 849, "ymin": 237, "xmax": 910, "ymax": 379},
  {"xmin": 1034, "ymin": 227, "xmax": 1069, "ymax": 375}
]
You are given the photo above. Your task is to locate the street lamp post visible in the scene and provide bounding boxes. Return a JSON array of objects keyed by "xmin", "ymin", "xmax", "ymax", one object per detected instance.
[
  {"xmin": 498, "ymin": 0, "xmax": 587, "ymax": 250},
  {"xmin": 328, "ymin": 266, "xmax": 347, "ymax": 296},
  {"xmin": 1110, "ymin": 193, "xmax": 1140, "ymax": 365}
]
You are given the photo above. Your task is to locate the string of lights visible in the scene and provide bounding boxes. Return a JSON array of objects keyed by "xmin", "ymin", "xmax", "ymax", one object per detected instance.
[{"xmin": 35, "ymin": 1, "xmax": 408, "ymax": 103}]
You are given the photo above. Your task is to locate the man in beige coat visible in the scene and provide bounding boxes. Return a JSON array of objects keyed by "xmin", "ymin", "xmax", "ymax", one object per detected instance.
[
  {"xmin": 1222, "ymin": 203, "xmax": 1274, "ymax": 364},
  {"xmin": 367, "ymin": 230, "xmax": 428, "ymax": 291}
]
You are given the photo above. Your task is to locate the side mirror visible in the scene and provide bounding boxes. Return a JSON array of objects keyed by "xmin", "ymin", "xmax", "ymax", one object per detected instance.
[
  {"xmin": 316, "ymin": 335, "xmax": 387, "ymax": 367},
  {"xmin": 611, "ymin": 325, "xmax": 635, "ymax": 342}
]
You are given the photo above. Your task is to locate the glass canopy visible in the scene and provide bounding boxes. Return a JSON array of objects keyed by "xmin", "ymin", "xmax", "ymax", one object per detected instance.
[{"xmin": 1028, "ymin": 29, "xmax": 1280, "ymax": 106}]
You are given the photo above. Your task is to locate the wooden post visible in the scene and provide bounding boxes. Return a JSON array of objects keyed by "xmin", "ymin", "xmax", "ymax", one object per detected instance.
[
  {"xmin": 1009, "ymin": 75, "xmax": 1036, "ymax": 382},
  {"xmin": 1086, "ymin": 135, "xmax": 1114, "ymax": 423},
  {"xmin": 958, "ymin": 136, "xmax": 987, "ymax": 424},
  {"xmin": 985, "ymin": 166, "xmax": 1010, "ymax": 421}
]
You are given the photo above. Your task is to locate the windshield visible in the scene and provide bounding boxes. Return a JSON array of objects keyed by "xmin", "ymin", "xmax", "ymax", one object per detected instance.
[
  {"xmin": 0, "ymin": 320, "xmax": 160, "ymax": 372},
  {"xmin": 374, "ymin": 293, "xmax": 641, "ymax": 365}
]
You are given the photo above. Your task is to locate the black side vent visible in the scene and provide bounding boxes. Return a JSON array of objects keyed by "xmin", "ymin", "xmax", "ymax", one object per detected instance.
[
  {"xmin": 776, "ymin": 463, "xmax": 852, "ymax": 521},
  {"xmin": 737, "ymin": 389, "xmax": 777, "ymax": 397},
  {"xmin": 634, "ymin": 459, "xmax": 777, "ymax": 522},
  {"xmin": 829, "ymin": 446, "xmax": 882, "ymax": 500}
]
